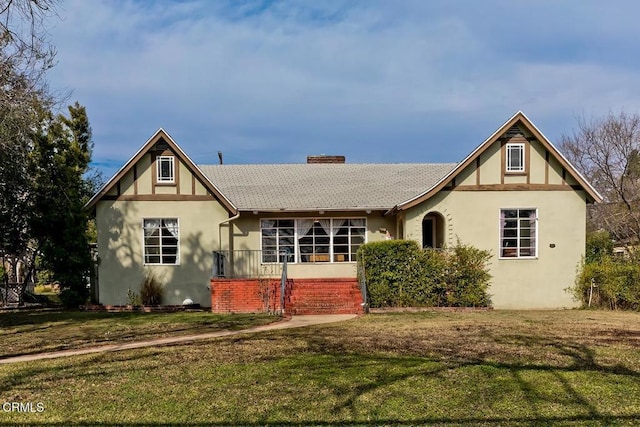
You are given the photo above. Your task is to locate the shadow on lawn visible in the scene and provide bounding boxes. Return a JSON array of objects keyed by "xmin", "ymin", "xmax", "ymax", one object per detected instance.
[
  {"xmin": 0, "ymin": 349, "xmax": 165, "ymax": 398},
  {"xmin": 247, "ymin": 327, "xmax": 640, "ymax": 425},
  {"xmin": 1, "ymin": 320, "xmax": 639, "ymax": 425},
  {"xmin": 0, "ymin": 310, "xmax": 145, "ymax": 328}
]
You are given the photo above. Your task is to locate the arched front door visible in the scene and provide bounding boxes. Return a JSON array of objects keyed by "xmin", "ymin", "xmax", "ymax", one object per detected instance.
[{"xmin": 422, "ymin": 212, "xmax": 445, "ymax": 248}]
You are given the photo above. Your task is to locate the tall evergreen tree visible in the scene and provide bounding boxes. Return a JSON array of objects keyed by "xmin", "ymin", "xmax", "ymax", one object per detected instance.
[{"xmin": 31, "ymin": 102, "xmax": 94, "ymax": 302}]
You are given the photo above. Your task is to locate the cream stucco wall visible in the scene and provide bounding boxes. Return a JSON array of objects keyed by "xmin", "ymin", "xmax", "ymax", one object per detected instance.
[
  {"xmin": 96, "ymin": 199, "xmax": 229, "ymax": 307},
  {"xmin": 404, "ymin": 190, "xmax": 587, "ymax": 309}
]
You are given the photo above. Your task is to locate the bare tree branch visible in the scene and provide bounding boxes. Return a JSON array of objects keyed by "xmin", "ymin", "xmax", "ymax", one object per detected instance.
[{"xmin": 561, "ymin": 111, "xmax": 640, "ymax": 243}]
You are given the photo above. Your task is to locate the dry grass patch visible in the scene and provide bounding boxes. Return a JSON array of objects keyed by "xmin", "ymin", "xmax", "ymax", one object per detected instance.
[
  {"xmin": 0, "ymin": 310, "xmax": 639, "ymax": 425},
  {"xmin": 0, "ymin": 310, "xmax": 279, "ymax": 358}
]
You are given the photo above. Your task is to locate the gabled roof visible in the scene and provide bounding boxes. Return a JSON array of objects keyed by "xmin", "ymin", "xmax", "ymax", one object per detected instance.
[
  {"xmin": 87, "ymin": 112, "xmax": 601, "ymax": 215},
  {"xmin": 198, "ymin": 163, "xmax": 457, "ymax": 211},
  {"xmin": 394, "ymin": 111, "xmax": 603, "ymax": 211},
  {"xmin": 84, "ymin": 129, "xmax": 237, "ymax": 214}
]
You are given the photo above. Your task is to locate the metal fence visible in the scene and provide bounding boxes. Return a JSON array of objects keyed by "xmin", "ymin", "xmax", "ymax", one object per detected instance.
[
  {"xmin": 0, "ymin": 283, "xmax": 21, "ymax": 306},
  {"xmin": 212, "ymin": 250, "xmax": 282, "ymax": 279}
]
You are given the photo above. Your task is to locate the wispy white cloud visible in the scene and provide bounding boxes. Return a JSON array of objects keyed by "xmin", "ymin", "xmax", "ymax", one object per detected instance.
[{"xmin": 47, "ymin": 0, "xmax": 640, "ymax": 176}]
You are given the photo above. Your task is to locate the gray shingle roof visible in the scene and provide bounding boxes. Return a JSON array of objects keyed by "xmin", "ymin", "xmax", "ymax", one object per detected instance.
[{"xmin": 198, "ymin": 163, "xmax": 457, "ymax": 211}]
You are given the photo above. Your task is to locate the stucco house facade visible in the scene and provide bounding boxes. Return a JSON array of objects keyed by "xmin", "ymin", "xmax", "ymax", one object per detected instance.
[{"xmin": 86, "ymin": 111, "xmax": 601, "ymax": 312}]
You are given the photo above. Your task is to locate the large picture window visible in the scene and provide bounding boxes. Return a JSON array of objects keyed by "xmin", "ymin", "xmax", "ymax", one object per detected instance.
[
  {"xmin": 260, "ymin": 218, "xmax": 366, "ymax": 263},
  {"xmin": 143, "ymin": 218, "xmax": 179, "ymax": 264},
  {"xmin": 500, "ymin": 209, "xmax": 537, "ymax": 258},
  {"xmin": 505, "ymin": 143, "xmax": 525, "ymax": 173}
]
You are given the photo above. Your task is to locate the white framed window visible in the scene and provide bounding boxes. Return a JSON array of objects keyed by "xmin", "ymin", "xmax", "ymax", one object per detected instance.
[
  {"xmin": 506, "ymin": 143, "xmax": 525, "ymax": 173},
  {"xmin": 499, "ymin": 209, "xmax": 537, "ymax": 259},
  {"xmin": 157, "ymin": 156, "xmax": 175, "ymax": 183},
  {"xmin": 143, "ymin": 218, "xmax": 179, "ymax": 265},
  {"xmin": 260, "ymin": 218, "xmax": 366, "ymax": 263},
  {"xmin": 260, "ymin": 220, "xmax": 295, "ymax": 263},
  {"xmin": 332, "ymin": 219, "xmax": 366, "ymax": 262}
]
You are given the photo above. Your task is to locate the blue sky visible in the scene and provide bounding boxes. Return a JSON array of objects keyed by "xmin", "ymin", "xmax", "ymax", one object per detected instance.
[{"xmin": 47, "ymin": 0, "xmax": 640, "ymax": 180}]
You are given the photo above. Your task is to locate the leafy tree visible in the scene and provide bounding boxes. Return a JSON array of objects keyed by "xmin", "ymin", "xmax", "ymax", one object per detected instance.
[
  {"xmin": 560, "ymin": 112, "xmax": 640, "ymax": 244},
  {"xmin": 31, "ymin": 102, "xmax": 94, "ymax": 303},
  {"xmin": 0, "ymin": 0, "xmax": 59, "ymax": 300}
]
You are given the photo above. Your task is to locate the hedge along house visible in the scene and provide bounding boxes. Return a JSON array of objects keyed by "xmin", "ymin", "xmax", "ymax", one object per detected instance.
[{"xmin": 86, "ymin": 111, "xmax": 601, "ymax": 313}]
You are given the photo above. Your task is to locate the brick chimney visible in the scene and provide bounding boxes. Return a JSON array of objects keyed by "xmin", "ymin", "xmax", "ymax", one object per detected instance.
[{"xmin": 306, "ymin": 155, "xmax": 346, "ymax": 164}]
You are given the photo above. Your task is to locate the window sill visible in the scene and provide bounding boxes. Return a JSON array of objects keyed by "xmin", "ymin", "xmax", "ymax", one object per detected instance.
[
  {"xmin": 261, "ymin": 261, "xmax": 357, "ymax": 265},
  {"xmin": 504, "ymin": 171, "xmax": 527, "ymax": 176},
  {"xmin": 498, "ymin": 257, "xmax": 538, "ymax": 260},
  {"xmin": 143, "ymin": 263, "xmax": 181, "ymax": 266},
  {"xmin": 155, "ymin": 182, "xmax": 176, "ymax": 186}
]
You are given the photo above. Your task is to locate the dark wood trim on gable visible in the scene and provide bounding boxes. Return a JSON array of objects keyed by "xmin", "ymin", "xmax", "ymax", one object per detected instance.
[
  {"xmin": 175, "ymin": 157, "xmax": 180, "ymax": 195},
  {"xmin": 192, "ymin": 175, "xmax": 196, "ymax": 195},
  {"xmin": 103, "ymin": 194, "xmax": 215, "ymax": 202},
  {"xmin": 133, "ymin": 164, "xmax": 138, "ymax": 195},
  {"xmin": 545, "ymin": 150, "xmax": 550, "ymax": 184},
  {"xmin": 525, "ymin": 142, "xmax": 531, "ymax": 184},
  {"xmin": 475, "ymin": 156, "xmax": 481, "ymax": 185},
  {"xmin": 151, "ymin": 152, "xmax": 157, "ymax": 194},
  {"xmin": 500, "ymin": 140, "xmax": 505, "ymax": 185},
  {"xmin": 116, "ymin": 181, "xmax": 121, "ymax": 196},
  {"xmin": 453, "ymin": 183, "xmax": 574, "ymax": 192}
]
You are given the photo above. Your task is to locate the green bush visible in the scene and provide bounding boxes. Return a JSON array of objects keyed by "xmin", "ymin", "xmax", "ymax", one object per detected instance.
[
  {"xmin": 140, "ymin": 273, "xmax": 163, "ymax": 306},
  {"xmin": 585, "ymin": 231, "xmax": 613, "ymax": 264},
  {"xmin": 358, "ymin": 240, "xmax": 492, "ymax": 308},
  {"xmin": 59, "ymin": 288, "xmax": 87, "ymax": 309},
  {"xmin": 573, "ymin": 256, "xmax": 640, "ymax": 310},
  {"xmin": 444, "ymin": 243, "xmax": 492, "ymax": 307},
  {"xmin": 357, "ymin": 240, "xmax": 423, "ymax": 307}
]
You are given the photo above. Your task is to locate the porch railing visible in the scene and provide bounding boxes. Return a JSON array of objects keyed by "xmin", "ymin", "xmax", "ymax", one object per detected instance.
[
  {"xmin": 212, "ymin": 250, "xmax": 282, "ymax": 279},
  {"xmin": 356, "ymin": 256, "xmax": 369, "ymax": 313}
]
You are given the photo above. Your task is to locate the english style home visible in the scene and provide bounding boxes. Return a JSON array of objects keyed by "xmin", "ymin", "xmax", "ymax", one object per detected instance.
[{"xmin": 86, "ymin": 111, "xmax": 601, "ymax": 312}]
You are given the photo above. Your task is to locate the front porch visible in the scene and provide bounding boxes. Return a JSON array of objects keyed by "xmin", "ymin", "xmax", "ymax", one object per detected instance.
[{"xmin": 210, "ymin": 250, "xmax": 364, "ymax": 315}]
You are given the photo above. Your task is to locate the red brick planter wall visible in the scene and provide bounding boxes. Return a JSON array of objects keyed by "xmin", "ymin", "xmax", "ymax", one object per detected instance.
[
  {"xmin": 210, "ymin": 277, "xmax": 364, "ymax": 315},
  {"xmin": 210, "ymin": 278, "xmax": 282, "ymax": 313}
]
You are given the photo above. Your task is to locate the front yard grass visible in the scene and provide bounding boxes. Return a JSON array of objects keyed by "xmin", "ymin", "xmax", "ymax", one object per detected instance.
[
  {"xmin": 1, "ymin": 310, "xmax": 640, "ymax": 425},
  {"xmin": 0, "ymin": 310, "xmax": 279, "ymax": 358}
]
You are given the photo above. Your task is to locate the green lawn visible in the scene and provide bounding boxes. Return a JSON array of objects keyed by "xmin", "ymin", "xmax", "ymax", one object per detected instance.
[
  {"xmin": 0, "ymin": 310, "xmax": 279, "ymax": 358},
  {"xmin": 1, "ymin": 310, "xmax": 640, "ymax": 425}
]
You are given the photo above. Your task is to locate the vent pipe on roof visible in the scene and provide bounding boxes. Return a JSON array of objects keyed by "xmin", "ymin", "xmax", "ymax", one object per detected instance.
[
  {"xmin": 218, "ymin": 151, "xmax": 223, "ymax": 165},
  {"xmin": 306, "ymin": 155, "xmax": 345, "ymax": 164}
]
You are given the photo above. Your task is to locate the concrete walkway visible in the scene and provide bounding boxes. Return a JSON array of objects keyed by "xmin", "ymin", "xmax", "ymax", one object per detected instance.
[{"xmin": 0, "ymin": 314, "xmax": 357, "ymax": 365}]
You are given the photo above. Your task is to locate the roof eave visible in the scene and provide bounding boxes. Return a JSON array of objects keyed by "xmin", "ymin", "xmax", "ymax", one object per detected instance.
[{"xmin": 236, "ymin": 207, "xmax": 393, "ymax": 213}]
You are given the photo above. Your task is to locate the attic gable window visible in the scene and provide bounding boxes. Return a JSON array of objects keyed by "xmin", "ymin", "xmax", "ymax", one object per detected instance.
[
  {"xmin": 506, "ymin": 143, "xmax": 525, "ymax": 173},
  {"xmin": 157, "ymin": 156, "xmax": 175, "ymax": 183}
]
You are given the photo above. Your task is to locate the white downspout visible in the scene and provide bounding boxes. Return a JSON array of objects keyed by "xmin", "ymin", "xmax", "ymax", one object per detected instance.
[{"xmin": 218, "ymin": 212, "xmax": 240, "ymax": 252}]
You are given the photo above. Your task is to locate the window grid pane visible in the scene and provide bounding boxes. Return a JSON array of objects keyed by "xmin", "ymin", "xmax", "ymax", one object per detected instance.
[
  {"xmin": 261, "ymin": 221, "xmax": 295, "ymax": 263},
  {"xmin": 261, "ymin": 218, "xmax": 367, "ymax": 264},
  {"xmin": 506, "ymin": 144, "xmax": 525, "ymax": 172},
  {"xmin": 500, "ymin": 209, "xmax": 536, "ymax": 258},
  {"xmin": 143, "ymin": 218, "xmax": 179, "ymax": 265},
  {"xmin": 157, "ymin": 156, "xmax": 175, "ymax": 182}
]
